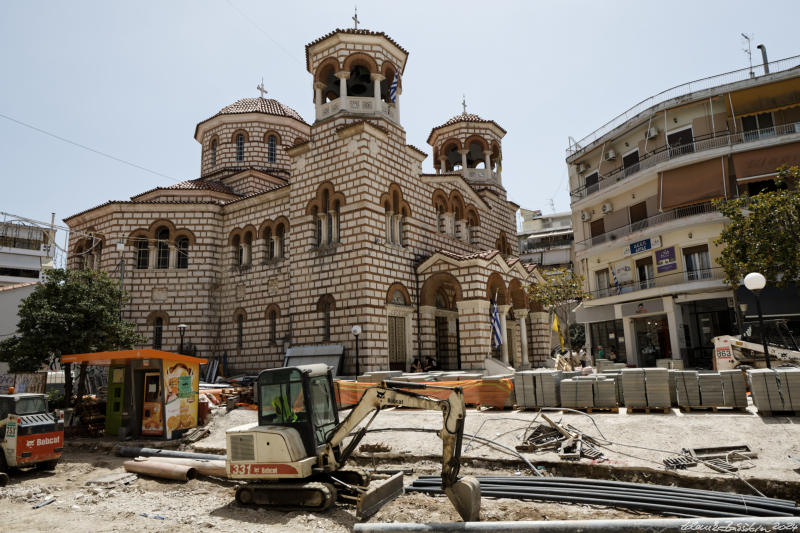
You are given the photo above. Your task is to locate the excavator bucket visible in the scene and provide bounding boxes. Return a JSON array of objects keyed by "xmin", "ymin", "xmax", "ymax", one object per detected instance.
[
  {"xmin": 445, "ymin": 475, "xmax": 481, "ymax": 522},
  {"xmin": 356, "ymin": 472, "xmax": 405, "ymax": 521}
]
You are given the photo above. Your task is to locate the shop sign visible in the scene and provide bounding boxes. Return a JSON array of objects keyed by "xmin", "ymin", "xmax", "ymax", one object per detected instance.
[
  {"xmin": 623, "ymin": 236, "xmax": 661, "ymax": 257},
  {"xmin": 613, "ymin": 261, "xmax": 633, "ymax": 284},
  {"xmin": 656, "ymin": 246, "xmax": 678, "ymax": 273},
  {"xmin": 621, "ymin": 298, "xmax": 664, "ymax": 316}
]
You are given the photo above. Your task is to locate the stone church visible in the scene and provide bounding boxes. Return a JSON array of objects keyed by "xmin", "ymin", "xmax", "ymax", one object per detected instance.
[{"xmin": 65, "ymin": 28, "xmax": 550, "ymax": 374}]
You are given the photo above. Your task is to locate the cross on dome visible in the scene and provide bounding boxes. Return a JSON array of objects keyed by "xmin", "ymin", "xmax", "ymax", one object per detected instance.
[
  {"xmin": 462, "ymin": 94, "xmax": 467, "ymax": 115},
  {"xmin": 257, "ymin": 78, "xmax": 268, "ymax": 99},
  {"xmin": 352, "ymin": 6, "xmax": 360, "ymax": 29}
]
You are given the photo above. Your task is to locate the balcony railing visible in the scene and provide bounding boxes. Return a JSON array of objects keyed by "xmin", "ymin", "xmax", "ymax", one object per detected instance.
[
  {"xmin": 316, "ymin": 96, "xmax": 399, "ymax": 122},
  {"xmin": 571, "ymin": 121, "xmax": 800, "ymax": 200},
  {"xmin": 589, "ymin": 267, "xmax": 724, "ymax": 299},
  {"xmin": 575, "ymin": 202, "xmax": 719, "ymax": 252},
  {"xmin": 463, "ymin": 168, "xmax": 498, "ymax": 182},
  {"xmin": 566, "ymin": 54, "xmax": 800, "ymax": 157}
]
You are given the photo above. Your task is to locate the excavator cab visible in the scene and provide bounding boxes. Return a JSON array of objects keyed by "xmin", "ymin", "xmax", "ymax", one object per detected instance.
[{"xmin": 256, "ymin": 365, "xmax": 340, "ymax": 458}]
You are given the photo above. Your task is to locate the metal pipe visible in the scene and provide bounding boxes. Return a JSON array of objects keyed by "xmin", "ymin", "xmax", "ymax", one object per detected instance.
[
  {"xmin": 413, "ymin": 476, "xmax": 798, "ymax": 509},
  {"xmin": 408, "ymin": 485, "xmax": 788, "ymax": 518},
  {"xmin": 354, "ymin": 517, "xmax": 800, "ymax": 533},
  {"xmin": 124, "ymin": 459, "xmax": 197, "ymax": 481},
  {"xmin": 757, "ymin": 44, "xmax": 769, "ymax": 73},
  {"xmin": 132, "ymin": 456, "xmax": 227, "ymax": 477},
  {"xmin": 115, "ymin": 446, "xmax": 225, "ymax": 462},
  {"xmin": 427, "ymin": 476, "xmax": 797, "ymax": 505}
]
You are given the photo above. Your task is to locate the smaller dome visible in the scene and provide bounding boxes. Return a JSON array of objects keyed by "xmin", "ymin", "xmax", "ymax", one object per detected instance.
[
  {"xmin": 436, "ymin": 112, "xmax": 488, "ymax": 129},
  {"xmin": 213, "ymin": 98, "xmax": 306, "ymax": 124}
]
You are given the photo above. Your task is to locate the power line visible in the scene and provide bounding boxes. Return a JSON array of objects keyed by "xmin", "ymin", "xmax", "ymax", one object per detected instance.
[
  {"xmin": 224, "ymin": 0, "xmax": 303, "ymax": 66},
  {"xmin": 0, "ymin": 111, "xmax": 180, "ymax": 182}
]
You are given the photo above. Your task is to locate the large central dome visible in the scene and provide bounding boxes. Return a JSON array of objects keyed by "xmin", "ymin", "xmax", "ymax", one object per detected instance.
[{"xmin": 212, "ymin": 97, "xmax": 306, "ymax": 123}]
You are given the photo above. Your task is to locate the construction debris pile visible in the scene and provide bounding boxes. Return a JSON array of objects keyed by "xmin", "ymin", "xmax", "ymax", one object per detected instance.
[
  {"xmin": 515, "ymin": 415, "xmax": 605, "ymax": 462},
  {"xmin": 407, "ymin": 476, "xmax": 800, "ymax": 518}
]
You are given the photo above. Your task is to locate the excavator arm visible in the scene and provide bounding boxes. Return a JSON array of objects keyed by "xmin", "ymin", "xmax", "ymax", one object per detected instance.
[{"xmin": 322, "ymin": 380, "xmax": 480, "ymax": 521}]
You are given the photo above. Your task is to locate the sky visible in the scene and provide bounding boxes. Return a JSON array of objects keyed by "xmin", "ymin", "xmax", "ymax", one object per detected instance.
[{"xmin": 2, "ymin": 0, "xmax": 799, "ymax": 249}]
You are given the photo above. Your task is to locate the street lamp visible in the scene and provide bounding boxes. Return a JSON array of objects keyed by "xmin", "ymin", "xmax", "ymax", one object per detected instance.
[
  {"xmin": 351, "ymin": 325, "xmax": 362, "ymax": 377},
  {"xmin": 178, "ymin": 324, "xmax": 188, "ymax": 355},
  {"xmin": 743, "ymin": 272, "xmax": 771, "ymax": 369}
]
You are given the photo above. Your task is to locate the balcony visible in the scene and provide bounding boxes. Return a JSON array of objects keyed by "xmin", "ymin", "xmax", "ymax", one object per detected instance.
[
  {"xmin": 566, "ymin": 54, "xmax": 800, "ymax": 157},
  {"xmin": 462, "ymin": 168, "xmax": 498, "ymax": 182},
  {"xmin": 570, "ymin": 121, "xmax": 800, "ymax": 201},
  {"xmin": 575, "ymin": 202, "xmax": 719, "ymax": 252},
  {"xmin": 316, "ymin": 96, "xmax": 399, "ymax": 122},
  {"xmin": 590, "ymin": 267, "xmax": 724, "ymax": 300}
]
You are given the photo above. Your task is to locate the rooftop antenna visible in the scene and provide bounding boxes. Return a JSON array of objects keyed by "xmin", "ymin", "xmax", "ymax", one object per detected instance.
[
  {"xmin": 461, "ymin": 94, "xmax": 467, "ymax": 115},
  {"xmin": 352, "ymin": 6, "xmax": 360, "ymax": 29},
  {"xmin": 548, "ymin": 198, "xmax": 556, "ymax": 214},
  {"xmin": 741, "ymin": 33, "xmax": 754, "ymax": 78},
  {"xmin": 257, "ymin": 78, "xmax": 267, "ymax": 99}
]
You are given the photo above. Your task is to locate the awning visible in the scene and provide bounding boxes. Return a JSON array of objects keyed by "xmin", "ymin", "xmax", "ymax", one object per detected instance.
[
  {"xmin": 729, "ymin": 78, "xmax": 800, "ymax": 117},
  {"xmin": 527, "ymin": 229, "xmax": 573, "ymax": 240},
  {"xmin": 0, "ymin": 253, "xmax": 41, "ymax": 270},
  {"xmin": 659, "ymin": 157, "xmax": 726, "ymax": 210},
  {"xmin": 731, "ymin": 142, "xmax": 800, "ymax": 180},
  {"xmin": 575, "ymin": 302, "xmax": 615, "ymax": 323},
  {"xmin": 61, "ymin": 349, "xmax": 207, "ymax": 366}
]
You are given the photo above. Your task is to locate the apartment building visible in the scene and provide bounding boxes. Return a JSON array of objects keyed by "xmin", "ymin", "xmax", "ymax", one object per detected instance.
[
  {"xmin": 0, "ymin": 221, "xmax": 56, "ymax": 287},
  {"xmin": 567, "ymin": 54, "xmax": 800, "ymax": 369},
  {"xmin": 517, "ymin": 209, "xmax": 573, "ymax": 269}
]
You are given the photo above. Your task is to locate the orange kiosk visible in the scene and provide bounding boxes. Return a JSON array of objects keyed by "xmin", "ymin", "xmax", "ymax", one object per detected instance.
[{"xmin": 61, "ymin": 349, "xmax": 207, "ymax": 439}]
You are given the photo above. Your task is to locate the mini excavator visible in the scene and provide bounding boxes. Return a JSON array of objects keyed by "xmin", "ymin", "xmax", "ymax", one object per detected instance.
[{"xmin": 226, "ymin": 364, "xmax": 480, "ymax": 521}]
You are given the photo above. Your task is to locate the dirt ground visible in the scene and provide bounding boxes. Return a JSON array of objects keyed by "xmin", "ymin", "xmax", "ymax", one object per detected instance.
[{"xmin": 1, "ymin": 405, "xmax": 798, "ymax": 532}]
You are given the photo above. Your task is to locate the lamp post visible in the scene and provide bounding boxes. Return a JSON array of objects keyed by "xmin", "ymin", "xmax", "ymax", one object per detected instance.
[
  {"xmin": 178, "ymin": 324, "xmax": 188, "ymax": 355},
  {"xmin": 351, "ymin": 325, "xmax": 362, "ymax": 377},
  {"xmin": 743, "ymin": 272, "xmax": 771, "ymax": 369}
]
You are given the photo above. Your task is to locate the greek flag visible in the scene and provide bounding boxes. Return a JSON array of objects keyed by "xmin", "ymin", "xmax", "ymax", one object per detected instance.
[
  {"xmin": 491, "ymin": 295, "xmax": 503, "ymax": 349},
  {"xmin": 610, "ymin": 264, "xmax": 621, "ymax": 295},
  {"xmin": 389, "ymin": 69, "xmax": 399, "ymax": 103}
]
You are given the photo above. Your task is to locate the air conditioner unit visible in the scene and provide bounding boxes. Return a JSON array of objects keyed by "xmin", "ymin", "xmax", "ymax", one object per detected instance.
[
  {"xmin": 605, "ymin": 149, "xmax": 617, "ymax": 161},
  {"xmin": 580, "ymin": 210, "xmax": 592, "ymax": 222},
  {"xmin": 646, "ymin": 127, "xmax": 658, "ymax": 139},
  {"xmin": 577, "ymin": 163, "xmax": 588, "ymax": 174},
  {"xmin": 601, "ymin": 201, "xmax": 613, "ymax": 214}
]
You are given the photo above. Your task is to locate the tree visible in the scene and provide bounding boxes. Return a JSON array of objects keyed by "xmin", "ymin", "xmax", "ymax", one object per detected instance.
[
  {"xmin": 525, "ymin": 267, "xmax": 591, "ymax": 352},
  {"xmin": 0, "ymin": 268, "xmax": 143, "ymax": 404},
  {"xmin": 714, "ymin": 165, "xmax": 800, "ymax": 288}
]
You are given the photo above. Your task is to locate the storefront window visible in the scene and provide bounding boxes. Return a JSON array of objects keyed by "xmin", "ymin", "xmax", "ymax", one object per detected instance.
[
  {"xmin": 589, "ymin": 319, "xmax": 626, "ymax": 363},
  {"xmin": 633, "ymin": 316, "xmax": 671, "ymax": 367}
]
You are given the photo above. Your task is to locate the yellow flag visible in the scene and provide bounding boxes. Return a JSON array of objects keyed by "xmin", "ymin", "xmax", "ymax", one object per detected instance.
[{"xmin": 552, "ymin": 313, "xmax": 565, "ymax": 350}]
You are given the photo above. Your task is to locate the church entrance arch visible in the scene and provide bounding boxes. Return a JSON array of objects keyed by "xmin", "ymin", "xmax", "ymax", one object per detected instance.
[{"xmin": 421, "ymin": 273, "xmax": 462, "ymax": 371}]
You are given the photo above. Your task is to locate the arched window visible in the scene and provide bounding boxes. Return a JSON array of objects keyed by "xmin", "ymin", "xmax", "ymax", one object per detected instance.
[
  {"xmin": 267, "ymin": 135, "xmax": 277, "ymax": 163},
  {"xmin": 269, "ymin": 309, "xmax": 277, "ymax": 344},
  {"xmin": 313, "ymin": 207, "xmax": 322, "ymax": 247},
  {"xmin": 307, "ymin": 184, "xmax": 343, "ymax": 248},
  {"xmin": 153, "ymin": 317, "xmax": 163, "ymax": 350},
  {"xmin": 275, "ymin": 223, "xmax": 285, "ymax": 258},
  {"xmin": 232, "ymin": 234, "xmax": 242, "ymax": 266},
  {"xmin": 323, "ymin": 190, "xmax": 332, "ymax": 244},
  {"xmin": 176, "ymin": 237, "xmax": 189, "ymax": 269},
  {"xmin": 264, "ymin": 227, "xmax": 273, "ymax": 260},
  {"xmin": 243, "ymin": 231, "xmax": 253, "ymax": 265},
  {"xmin": 317, "ymin": 295, "xmax": 335, "ymax": 341},
  {"xmin": 211, "ymin": 138, "xmax": 217, "ymax": 166},
  {"xmin": 135, "ymin": 237, "xmax": 149, "ymax": 269},
  {"xmin": 237, "ymin": 314, "xmax": 244, "ymax": 350},
  {"xmin": 155, "ymin": 227, "xmax": 170, "ymax": 269},
  {"xmin": 236, "ymin": 133, "xmax": 245, "ymax": 162}
]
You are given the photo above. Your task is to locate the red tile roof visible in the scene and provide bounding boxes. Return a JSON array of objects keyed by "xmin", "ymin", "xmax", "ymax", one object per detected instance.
[
  {"xmin": 305, "ymin": 28, "xmax": 409, "ymax": 71},
  {"xmin": 426, "ymin": 112, "xmax": 507, "ymax": 144},
  {"xmin": 435, "ymin": 249, "xmax": 500, "ymax": 261},
  {"xmin": 206, "ymin": 98, "xmax": 307, "ymax": 124}
]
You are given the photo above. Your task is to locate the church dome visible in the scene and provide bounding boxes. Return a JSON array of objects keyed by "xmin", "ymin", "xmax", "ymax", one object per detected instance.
[{"xmin": 211, "ymin": 97, "xmax": 307, "ymax": 124}]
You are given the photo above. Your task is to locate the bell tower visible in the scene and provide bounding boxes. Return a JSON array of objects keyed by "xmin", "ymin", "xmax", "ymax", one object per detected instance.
[{"xmin": 305, "ymin": 29, "xmax": 408, "ymax": 125}]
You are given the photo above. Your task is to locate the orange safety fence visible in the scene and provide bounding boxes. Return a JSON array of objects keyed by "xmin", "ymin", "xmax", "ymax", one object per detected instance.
[{"xmin": 334, "ymin": 378, "xmax": 514, "ymax": 410}]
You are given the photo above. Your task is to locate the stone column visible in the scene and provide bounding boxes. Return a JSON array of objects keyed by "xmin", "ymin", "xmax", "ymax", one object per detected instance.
[
  {"xmin": 336, "ymin": 71, "xmax": 349, "ymax": 109},
  {"xmin": 314, "ymin": 81, "xmax": 325, "ymax": 106},
  {"xmin": 370, "ymin": 73, "xmax": 385, "ymax": 110},
  {"xmin": 663, "ymin": 296, "xmax": 684, "ymax": 362},
  {"xmin": 317, "ymin": 213, "xmax": 327, "ymax": 246},
  {"xmin": 483, "ymin": 150, "xmax": 492, "ymax": 175},
  {"xmin": 516, "ymin": 309, "xmax": 530, "ymax": 369},
  {"xmin": 456, "ymin": 299, "xmax": 492, "ymax": 369},
  {"xmin": 459, "ymin": 149, "xmax": 468, "ymax": 171},
  {"xmin": 438, "ymin": 157, "xmax": 447, "ymax": 175},
  {"xmin": 271, "ymin": 236, "xmax": 281, "ymax": 259},
  {"xmin": 419, "ymin": 305, "xmax": 437, "ymax": 358},
  {"xmin": 528, "ymin": 311, "xmax": 550, "ymax": 367},
  {"xmin": 393, "ymin": 214, "xmax": 403, "ymax": 245},
  {"xmin": 499, "ymin": 304, "xmax": 511, "ymax": 364},
  {"xmin": 444, "ymin": 212, "xmax": 455, "ymax": 236}
]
